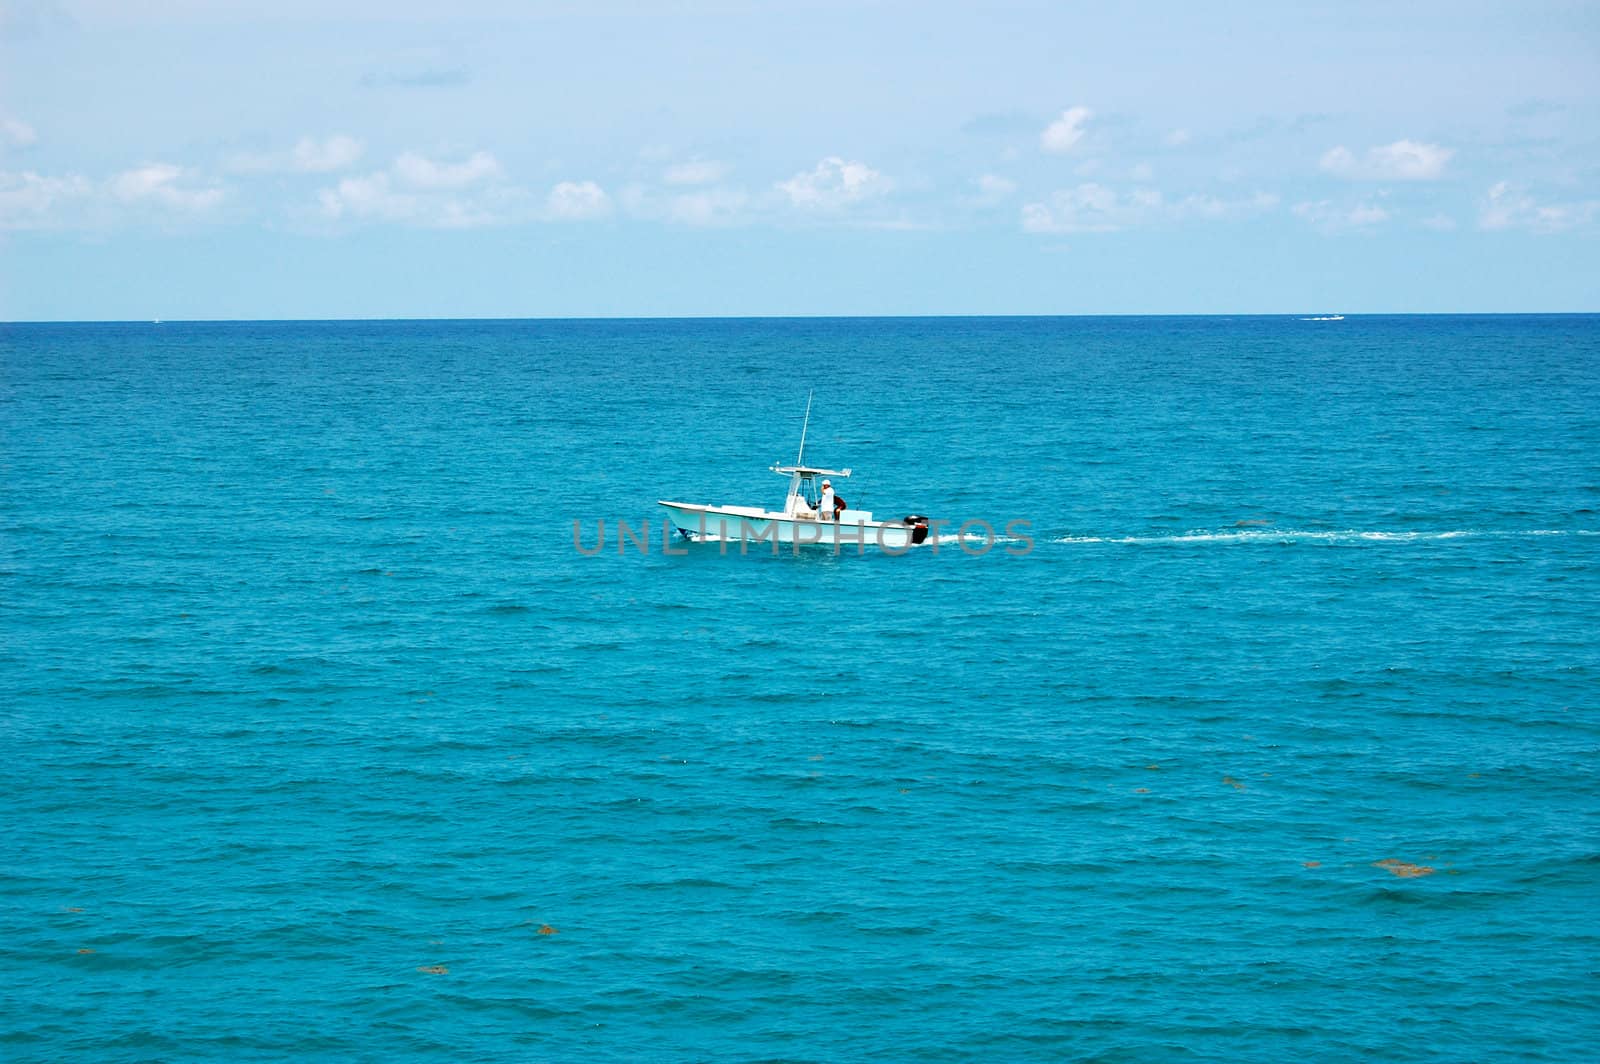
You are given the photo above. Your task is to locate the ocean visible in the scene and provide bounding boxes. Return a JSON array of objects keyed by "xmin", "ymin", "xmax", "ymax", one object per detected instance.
[{"xmin": 3, "ymin": 315, "xmax": 1597, "ymax": 1061}]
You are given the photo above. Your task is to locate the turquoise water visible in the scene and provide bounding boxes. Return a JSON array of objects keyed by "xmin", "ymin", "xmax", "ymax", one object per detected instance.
[{"xmin": 3, "ymin": 315, "xmax": 1598, "ymax": 1061}]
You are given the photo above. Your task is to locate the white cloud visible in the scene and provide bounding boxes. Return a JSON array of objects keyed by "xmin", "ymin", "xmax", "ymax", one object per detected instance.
[
  {"xmin": 1369, "ymin": 141, "xmax": 1452, "ymax": 179},
  {"xmin": 1041, "ymin": 106, "xmax": 1092, "ymax": 154},
  {"xmin": 0, "ymin": 170, "xmax": 92, "ymax": 229},
  {"xmin": 2, "ymin": 117, "xmax": 38, "ymax": 149},
  {"xmin": 291, "ymin": 135, "xmax": 363, "ymax": 173},
  {"xmin": 393, "ymin": 150, "xmax": 503, "ymax": 189},
  {"xmin": 306, "ymin": 152, "xmax": 615, "ymax": 229},
  {"xmin": 109, "ymin": 163, "xmax": 223, "ymax": 211},
  {"xmin": 1292, "ymin": 199, "xmax": 1390, "ymax": 232},
  {"xmin": 2, "ymin": 162, "xmax": 222, "ymax": 229},
  {"xmin": 972, "ymin": 173, "xmax": 1017, "ymax": 207},
  {"xmin": 314, "ymin": 151, "xmax": 517, "ymax": 228},
  {"xmin": 1164, "ymin": 128, "xmax": 1192, "ymax": 147},
  {"xmin": 546, "ymin": 180, "xmax": 611, "ymax": 220},
  {"xmin": 1172, "ymin": 190, "xmax": 1279, "ymax": 220},
  {"xmin": 1021, "ymin": 184, "xmax": 1276, "ymax": 233},
  {"xmin": 317, "ymin": 173, "xmax": 417, "ymax": 223},
  {"xmin": 666, "ymin": 186, "xmax": 748, "ymax": 225},
  {"xmin": 1129, "ymin": 163, "xmax": 1154, "ymax": 182},
  {"xmin": 315, "ymin": 172, "xmax": 510, "ymax": 228},
  {"xmin": 1478, "ymin": 181, "xmax": 1598, "ymax": 234},
  {"xmin": 777, "ymin": 156, "xmax": 891, "ymax": 210},
  {"xmin": 1320, "ymin": 140, "xmax": 1454, "ymax": 181},
  {"xmin": 618, "ymin": 181, "xmax": 751, "ymax": 226},
  {"xmin": 227, "ymin": 134, "xmax": 364, "ymax": 174},
  {"xmin": 663, "ymin": 159, "xmax": 728, "ymax": 186},
  {"xmin": 1022, "ymin": 183, "xmax": 1157, "ymax": 233}
]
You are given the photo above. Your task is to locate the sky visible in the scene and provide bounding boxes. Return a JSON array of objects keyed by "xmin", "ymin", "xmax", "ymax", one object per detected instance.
[{"xmin": 2, "ymin": 0, "xmax": 1598, "ymax": 319}]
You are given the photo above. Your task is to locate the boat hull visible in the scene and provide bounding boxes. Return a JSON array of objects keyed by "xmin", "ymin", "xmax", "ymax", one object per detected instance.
[{"xmin": 659, "ymin": 503, "xmax": 920, "ymax": 550}]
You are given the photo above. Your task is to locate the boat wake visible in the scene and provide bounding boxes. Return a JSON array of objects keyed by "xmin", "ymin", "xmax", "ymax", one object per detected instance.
[
  {"xmin": 1050, "ymin": 528, "xmax": 1598, "ymax": 546},
  {"xmin": 930, "ymin": 532, "xmax": 1032, "ymax": 546}
]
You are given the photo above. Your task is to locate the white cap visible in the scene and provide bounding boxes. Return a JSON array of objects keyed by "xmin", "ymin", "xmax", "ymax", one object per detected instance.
[{"xmin": 822, "ymin": 479, "xmax": 831, "ymax": 486}]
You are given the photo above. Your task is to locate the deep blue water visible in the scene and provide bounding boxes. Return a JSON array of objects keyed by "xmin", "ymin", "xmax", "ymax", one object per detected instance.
[{"xmin": 3, "ymin": 315, "xmax": 1598, "ymax": 1061}]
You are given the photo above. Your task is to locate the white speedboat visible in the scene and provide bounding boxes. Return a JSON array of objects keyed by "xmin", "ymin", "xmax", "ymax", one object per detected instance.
[{"xmin": 659, "ymin": 396, "xmax": 931, "ymax": 551}]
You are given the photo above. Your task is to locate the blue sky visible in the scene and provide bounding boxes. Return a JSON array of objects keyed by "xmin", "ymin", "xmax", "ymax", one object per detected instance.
[{"xmin": 2, "ymin": 0, "xmax": 1597, "ymax": 319}]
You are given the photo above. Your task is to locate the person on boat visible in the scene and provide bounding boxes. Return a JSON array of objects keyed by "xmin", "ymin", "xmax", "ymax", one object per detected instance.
[{"xmin": 819, "ymin": 479, "xmax": 839, "ymax": 520}]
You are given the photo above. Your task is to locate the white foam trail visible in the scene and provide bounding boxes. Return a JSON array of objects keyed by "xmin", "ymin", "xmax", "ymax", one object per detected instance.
[
  {"xmin": 1050, "ymin": 528, "xmax": 1598, "ymax": 545},
  {"xmin": 931, "ymin": 533, "xmax": 1029, "ymax": 546}
]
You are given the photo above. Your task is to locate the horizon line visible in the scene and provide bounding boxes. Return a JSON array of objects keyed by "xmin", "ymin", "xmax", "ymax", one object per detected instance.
[{"xmin": 6, "ymin": 310, "xmax": 1600, "ymax": 326}]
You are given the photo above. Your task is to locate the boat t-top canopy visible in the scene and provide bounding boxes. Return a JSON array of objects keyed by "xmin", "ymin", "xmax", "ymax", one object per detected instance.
[{"xmin": 771, "ymin": 465, "xmax": 852, "ymax": 478}]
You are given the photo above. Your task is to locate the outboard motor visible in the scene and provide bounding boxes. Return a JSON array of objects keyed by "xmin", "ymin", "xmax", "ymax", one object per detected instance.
[{"xmin": 903, "ymin": 515, "xmax": 930, "ymax": 545}]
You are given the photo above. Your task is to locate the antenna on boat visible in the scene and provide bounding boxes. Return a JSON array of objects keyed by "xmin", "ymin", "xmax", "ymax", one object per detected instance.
[{"xmin": 796, "ymin": 389, "xmax": 814, "ymax": 466}]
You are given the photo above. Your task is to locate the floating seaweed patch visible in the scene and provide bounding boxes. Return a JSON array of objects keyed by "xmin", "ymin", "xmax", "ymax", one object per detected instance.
[
  {"xmin": 1374, "ymin": 858, "xmax": 1435, "ymax": 878},
  {"xmin": 417, "ymin": 965, "xmax": 449, "ymax": 975},
  {"xmin": 1303, "ymin": 861, "xmax": 1321, "ymax": 868},
  {"xmin": 1223, "ymin": 776, "xmax": 1246, "ymax": 791},
  {"xmin": 1133, "ymin": 787, "xmax": 1150, "ymax": 794},
  {"xmin": 77, "ymin": 948, "xmax": 94, "ymax": 954},
  {"xmin": 62, "ymin": 907, "xmax": 84, "ymax": 913},
  {"xmin": 537, "ymin": 925, "xmax": 558, "ymax": 936}
]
